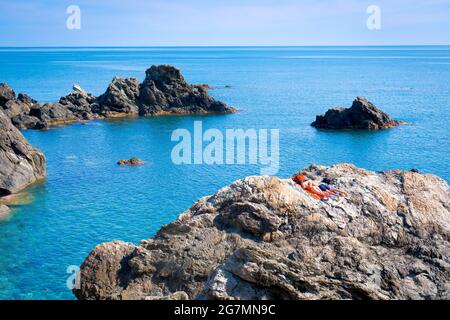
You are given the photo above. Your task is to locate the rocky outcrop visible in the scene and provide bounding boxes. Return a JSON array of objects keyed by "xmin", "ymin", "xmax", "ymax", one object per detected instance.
[
  {"xmin": 0, "ymin": 110, "xmax": 46, "ymax": 196},
  {"xmin": 0, "ymin": 83, "xmax": 16, "ymax": 105},
  {"xmin": 29, "ymin": 103, "xmax": 78, "ymax": 126},
  {"xmin": 138, "ymin": 65, "xmax": 235, "ymax": 116},
  {"xmin": 74, "ymin": 164, "xmax": 450, "ymax": 300},
  {"xmin": 59, "ymin": 84, "xmax": 97, "ymax": 120},
  {"xmin": 117, "ymin": 157, "xmax": 144, "ymax": 166},
  {"xmin": 95, "ymin": 77, "xmax": 140, "ymax": 117},
  {"xmin": 0, "ymin": 65, "xmax": 234, "ymax": 131},
  {"xmin": 312, "ymin": 97, "xmax": 402, "ymax": 130},
  {"xmin": 1, "ymin": 84, "xmax": 40, "ymax": 129}
]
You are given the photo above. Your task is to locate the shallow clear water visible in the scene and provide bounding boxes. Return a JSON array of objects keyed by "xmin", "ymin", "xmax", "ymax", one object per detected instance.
[{"xmin": 0, "ymin": 47, "xmax": 449, "ymax": 299}]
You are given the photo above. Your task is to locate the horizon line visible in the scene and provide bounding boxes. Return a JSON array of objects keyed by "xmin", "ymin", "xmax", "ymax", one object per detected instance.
[{"xmin": 1, "ymin": 44, "xmax": 450, "ymax": 48}]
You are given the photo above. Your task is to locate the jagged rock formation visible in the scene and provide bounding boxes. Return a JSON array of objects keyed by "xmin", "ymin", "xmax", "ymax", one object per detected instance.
[
  {"xmin": 138, "ymin": 65, "xmax": 233, "ymax": 115},
  {"xmin": 95, "ymin": 77, "xmax": 140, "ymax": 117},
  {"xmin": 0, "ymin": 65, "xmax": 234, "ymax": 130},
  {"xmin": 59, "ymin": 84, "xmax": 97, "ymax": 120},
  {"xmin": 312, "ymin": 97, "xmax": 402, "ymax": 130},
  {"xmin": 0, "ymin": 110, "xmax": 46, "ymax": 197},
  {"xmin": 73, "ymin": 164, "xmax": 450, "ymax": 300}
]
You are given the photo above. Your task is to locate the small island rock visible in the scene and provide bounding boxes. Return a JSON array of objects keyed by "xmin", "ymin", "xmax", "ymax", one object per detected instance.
[{"xmin": 312, "ymin": 97, "xmax": 402, "ymax": 130}]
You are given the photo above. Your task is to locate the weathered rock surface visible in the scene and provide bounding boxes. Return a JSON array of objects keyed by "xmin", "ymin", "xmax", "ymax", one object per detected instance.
[
  {"xmin": 29, "ymin": 103, "xmax": 78, "ymax": 126},
  {"xmin": 138, "ymin": 65, "xmax": 235, "ymax": 116},
  {"xmin": 0, "ymin": 65, "xmax": 234, "ymax": 130},
  {"xmin": 0, "ymin": 110, "xmax": 46, "ymax": 196},
  {"xmin": 59, "ymin": 84, "xmax": 97, "ymax": 120},
  {"xmin": 312, "ymin": 97, "xmax": 402, "ymax": 130},
  {"xmin": 1, "ymin": 84, "xmax": 38, "ymax": 128},
  {"xmin": 95, "ymin": 77, "xmax": 140, "ymax": 117},
  {"xmin": 74, "ymin": 164, "xmax": 450, "ymax": 300}
]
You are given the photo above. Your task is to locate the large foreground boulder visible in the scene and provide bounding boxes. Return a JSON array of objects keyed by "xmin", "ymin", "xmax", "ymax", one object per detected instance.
[
  {"xmin": 0, "ymin": 110, "xmax": 46, "ymax": 196},
  {"xmin": 74, "ymin": 164, "xmax": 449, "ymax": 300},
  {"xmin": 312, "ymin": 97, "xmax": 402, "ymax": 130}
]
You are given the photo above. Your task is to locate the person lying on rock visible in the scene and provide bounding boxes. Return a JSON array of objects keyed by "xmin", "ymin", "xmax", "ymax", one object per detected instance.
[
  {"xmin": 319, "ymin": 177, "xmax": 348, "ymax": 197},
  {"xmin": 292, "ymin": 174, "xmax": 346, "ymax": 201}
]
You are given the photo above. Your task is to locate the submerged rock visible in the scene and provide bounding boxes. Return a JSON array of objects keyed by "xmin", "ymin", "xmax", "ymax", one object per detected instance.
[
  {"xmin": 312, "ymin": 97, "xmax": 402, "ymax": 130},
  {"xmin": 117, "ymin": 157, "xmax": 144, "ymax": 166},
  {"xmin": 0, "ymin": 204, "xmax": 10, "ymax": 219},
  {"xmin": 0, "ymin": 192, "xmax": 34, "ymax": 206},
  {"xmin": 0, "ymin": 110, "xmax": 46, "ymax": 196},
  {"xmin": 74, "ymin": 164, "xmax": 449, "ymax": 300}
]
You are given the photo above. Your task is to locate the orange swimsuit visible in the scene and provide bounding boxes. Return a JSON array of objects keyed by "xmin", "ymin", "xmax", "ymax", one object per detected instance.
[{"xmin": 293, "ymin": 175, "xmax": 332, "ymax": 200}]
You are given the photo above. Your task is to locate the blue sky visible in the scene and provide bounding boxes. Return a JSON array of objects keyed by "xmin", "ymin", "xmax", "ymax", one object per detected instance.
[{"xmin": 0, "ymin": 0, "xmax": 449, "ymax": 46}]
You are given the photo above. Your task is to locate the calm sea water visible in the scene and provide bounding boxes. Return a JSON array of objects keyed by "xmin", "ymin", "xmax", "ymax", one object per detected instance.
[{"xmin": 0, "ymin": 47, "xmax": 449, "ymax": 299}]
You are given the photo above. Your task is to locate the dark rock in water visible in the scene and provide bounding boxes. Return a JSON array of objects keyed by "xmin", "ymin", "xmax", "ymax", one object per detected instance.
[
  {"xmin": 74, "ymin": 164, "xmax": 450, "ymax": 300},
  {"xmin": 0, "ymin": 65, "xmax": 233, "ymax": 131},
  {"xmin": 312, "ymin": 97, "xmax": 402, "ymax": 130},
  {"xmin": 117, "ymin": 157, "xmax": 144, "ymax": 166},
  {"xmin": 29, "ymin": 103, "xmax": 78, "ymax": 126},
  {"xmin": 0, "ymin": 110, "xmax": 46, "ymax": 196},
  {"xmin": 138, "ymin": 65, "xmax": 235, "ymax": 116},
  {"xmin": 59, "ymin": 84, "xmax": 96, "ymax": 120},
  {"xmin": 96, "ymin": 77, "xmax": 140, "ymax": 117},
  {"xmin": 0, "ymin": 84, "xmax": 45, "ymax": 129}
]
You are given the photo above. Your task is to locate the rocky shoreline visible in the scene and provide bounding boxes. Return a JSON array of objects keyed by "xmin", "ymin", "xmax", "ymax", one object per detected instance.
[
  {"xmin": 74, "ymin": 164, "xmax": 450, "ymax": 300},
  {"xmin": 0, "ymin": 109, "xmax": 46, "ymax": 217},
  {"xmin": 0, "ymin": 65, "xmax": 235, "ymax": 131}
]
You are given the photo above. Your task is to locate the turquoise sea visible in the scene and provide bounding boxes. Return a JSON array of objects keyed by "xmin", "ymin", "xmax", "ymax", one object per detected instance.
[{"xmin": 0, "ymin": 47, "xmax": 449, "ymax": 299}]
